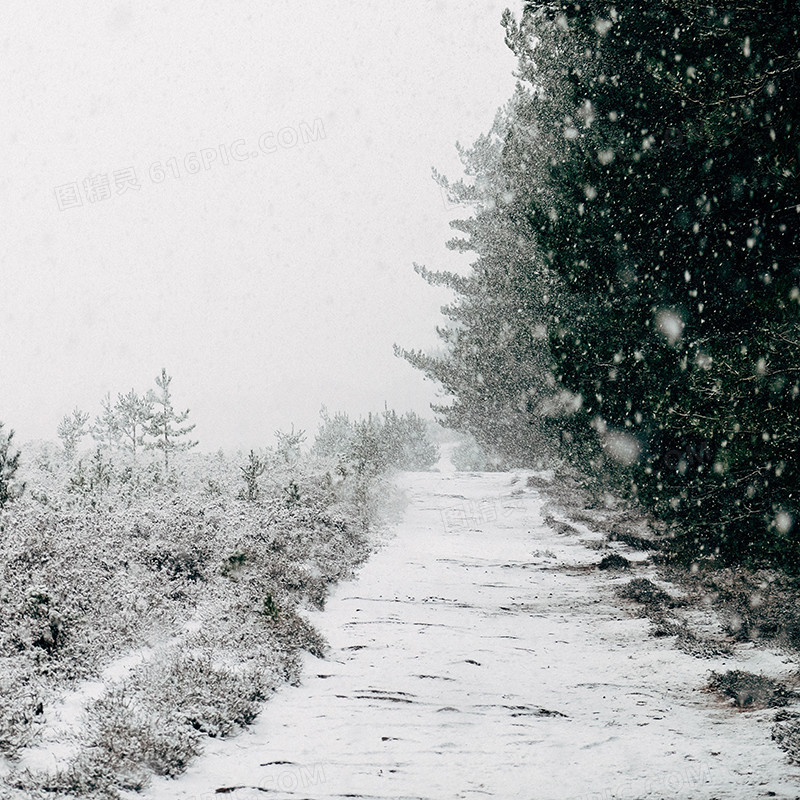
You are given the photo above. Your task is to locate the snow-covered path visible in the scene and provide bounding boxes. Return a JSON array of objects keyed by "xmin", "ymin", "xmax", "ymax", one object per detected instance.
[{"xmin": 138, "ymin": 471, "xmax": 799, "ymax": 800}]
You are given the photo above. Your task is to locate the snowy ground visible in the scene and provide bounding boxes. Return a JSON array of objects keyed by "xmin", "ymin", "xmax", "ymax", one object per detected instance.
[{"xmin": 130, "ymin": 469, "xmax": 800, "ymax": 800}]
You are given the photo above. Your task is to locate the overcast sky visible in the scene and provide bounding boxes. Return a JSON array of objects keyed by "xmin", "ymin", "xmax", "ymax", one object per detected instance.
[{"xmin": 1, "ymin": 1, "xmax": 520, "ymax": 451}]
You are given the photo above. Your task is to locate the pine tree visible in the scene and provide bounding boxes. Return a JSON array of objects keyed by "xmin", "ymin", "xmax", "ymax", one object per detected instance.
[
  {"xmin": 313, "ymin": 407, "xmax": 355, "ymax": 459},
  {"xmin": 396, "ymin": 109, "xmax": 558, "ymax": 464},
  {"xmin": 387, "ymin": 410, "xmax": 439, "ymax": 470},
  {"xmin": 404, "ymin": 1, "xmax": 800, "ymax": 566},
  {"xmin": 239, "ymin": 450, "xmax": 267, "ymax": 501},
  {"xmin": 0, "ymin": 421, "xmax": 24, "ymax": 508},
  {"xmin": 274, "ymin": 425, "xmax": 305, "ymax": 465},
  {"xmin": 145, "ymin": 369, "xmax": 198, "ymax": 470},
  {"xmin": 57, "ymin": 408, "xmax": 90, "ymax": 461},
  {"xmin": 349, "ymin": 413, "xmax": 386, "ymax": 475},
  {"xmin": 510, "ymin": 0, "xmax": 800, "ymax": 564},
  {"xmin": 91, "ymin": 393, "xmax": 122, "ymax": 451},
  {"xmin": 115, "ymin": 389, "xmax": 153, "ymax": 463}
]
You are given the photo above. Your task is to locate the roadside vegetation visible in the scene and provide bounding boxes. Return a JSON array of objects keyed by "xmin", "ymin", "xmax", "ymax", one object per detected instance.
[
  {"xmin": 0, "ymin": 375, "xmax": 438, "ymax": 798},
  {"xmin": 399, "ymin": 1, "xmax": 799, "ymax": 568}
]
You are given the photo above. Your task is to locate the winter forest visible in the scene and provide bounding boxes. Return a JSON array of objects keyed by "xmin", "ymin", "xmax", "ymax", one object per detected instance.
[{"xmin": 2, "ymin": 1, "xmax": 800, "ymax": 798}]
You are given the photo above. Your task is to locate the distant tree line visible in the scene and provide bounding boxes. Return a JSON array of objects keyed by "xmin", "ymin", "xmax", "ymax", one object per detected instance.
[
  {"xmin": 313, "ymin": 407, "xmax": 439, "ymax": 474},
  {"xmin": 399, "ymin": 1, "xmax": 800, "ymax": 567},
  {"xmin": 2, "ymin": 387, "xmax": 439, "ymax": 511}
]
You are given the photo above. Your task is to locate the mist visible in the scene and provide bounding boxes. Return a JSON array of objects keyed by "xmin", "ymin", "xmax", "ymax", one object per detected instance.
[{"xmin": 0, "ymin": 1, "xmax": 519, "ymax": 450}]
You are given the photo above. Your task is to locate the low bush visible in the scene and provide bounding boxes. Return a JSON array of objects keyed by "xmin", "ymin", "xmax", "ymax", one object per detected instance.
[
  {"xmin": 664, "ymin": 565, "xmax": 800, "ymax": 648},
  {"xmin": 617, "ymin": 578, "xmax": 678, "ymax": 610},
  {"xmin": 130, "ymin": 650, "xmax": 269, "ymax": 737},
  {"xmin": 773, "ymin": 710, "xmax": 800, "ymax": 764},
  {"xmin": 12, "ymin": 688, "xmax": 201, "ymax": 798},
  {"xmin": 707, "ymin": 670, "xmax": 794, "ymax": 710},
  {"xmin": 650, "ymin": 619, "xmax": 734, "ymax": 659},
  {"xmin": 0, "ymin": 668, "xmax": 41, "ymax": 757},
  {"xmin": 597, "ymin": 553, "xmax": 632, "ymax": 571}
]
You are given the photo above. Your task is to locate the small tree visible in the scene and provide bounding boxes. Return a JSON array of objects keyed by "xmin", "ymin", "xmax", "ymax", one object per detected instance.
[
  {"xmin": 274, "ymin": 425, "xmax": 305, "ymax": 465},
  {"xmin": 312, "ymin": 406, "xmax": 355, "ymax": 459},
  {"xmin": 0, "ymin": 422, "xmax": 24, "ymax": 508},
  {"xmin": 115, "ymin": 389, "xmax": 153, "ymax": 463},
  {"xmin": 350, "ymin": 414, "xmax": 386, "ymax": 475},
  {"xmin": 57, "ymin": 407, "xmax": 90, "ymax": 461},
  {"xmin": 145, "ymin": 369, "xmax": 198, "ymax": 470},
  {"xmin": 91, "ymin": 393, "xmax": 122, "ymax": 451},
  {"xmin": 68, "ymin": 447, "xmax": 114, "ymax": 501},
  {"xmin": 239, "ymin": 450, "xmax": 266, "ymax": 501}
]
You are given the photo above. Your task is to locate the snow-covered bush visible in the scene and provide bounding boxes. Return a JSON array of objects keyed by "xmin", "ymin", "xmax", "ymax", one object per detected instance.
[{"xmin": 1, "ymin": 437, "xmax": 384, "ymax": 796}]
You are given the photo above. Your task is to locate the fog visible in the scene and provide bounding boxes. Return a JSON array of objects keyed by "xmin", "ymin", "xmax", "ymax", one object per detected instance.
[{"xmin": 0, "ymin": 1, "xmax": 518, "ymax": 450}]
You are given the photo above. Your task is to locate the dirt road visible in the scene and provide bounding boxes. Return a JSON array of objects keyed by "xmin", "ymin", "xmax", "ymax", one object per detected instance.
[{"xmin": 137, "ymin": 470, "xmax": 800, "ymax": 800}]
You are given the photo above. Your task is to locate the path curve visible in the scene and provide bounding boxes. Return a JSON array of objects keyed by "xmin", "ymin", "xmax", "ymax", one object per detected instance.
[{"xmin": 136, "ymin": 471, "xmax": 800, "ymax": 800}]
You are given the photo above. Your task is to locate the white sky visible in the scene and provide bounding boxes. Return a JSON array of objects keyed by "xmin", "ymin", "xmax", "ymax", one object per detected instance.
[{"xmin": 1, "ymin": 1, "xmax": 519, "ymax": 451}]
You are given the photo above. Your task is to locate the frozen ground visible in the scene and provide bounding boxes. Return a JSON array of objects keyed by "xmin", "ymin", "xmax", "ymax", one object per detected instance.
[{"xmin": 132, "ymin": 470, "xmax": 800, "ymax": 800}]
